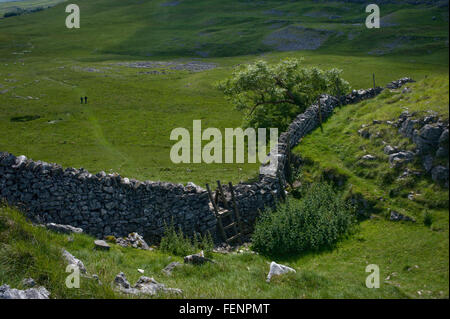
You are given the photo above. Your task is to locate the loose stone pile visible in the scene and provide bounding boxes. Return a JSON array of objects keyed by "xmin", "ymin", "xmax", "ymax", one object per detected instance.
[
  {"xmin": 0, "ymin": 284, "xmax": 50, "ymax": 299},
  {"xmin": 394, "ymin": 110, "xmax": 449, "ymax": 186},
  {"xmin": 114, "ymin": 272, "xmax": 182, "ymax": 296},
  {"xmin": 115, "ymin": 232, "xmax": 152, "ymax": 250}
]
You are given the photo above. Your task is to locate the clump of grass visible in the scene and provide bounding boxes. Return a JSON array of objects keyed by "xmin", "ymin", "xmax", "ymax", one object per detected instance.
[
  {"xmin": 423, "ymin": 211, "xmax": 433, "ymax": 227},
  {"xmin": 159, "ymin": 222, "xmax": 214, "ymax": 258},
  {"xmin": 252, "ymin": 183, "xmax": 355, "ymax": 256}
]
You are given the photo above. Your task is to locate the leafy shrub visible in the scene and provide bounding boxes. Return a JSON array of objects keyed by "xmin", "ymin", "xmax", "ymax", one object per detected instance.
[
  {"xmin": 159, "ymin": 222, "xmax": 214, "ymax": 258},
  {"xmin": 252, "ymin": 183, "xmax": 355, "ymax": 256}
]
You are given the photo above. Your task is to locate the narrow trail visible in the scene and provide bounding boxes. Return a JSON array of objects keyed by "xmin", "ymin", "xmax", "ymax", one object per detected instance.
[{"xmin": 84, "ymin": 107, "xmax": 134, "ymax": 172}]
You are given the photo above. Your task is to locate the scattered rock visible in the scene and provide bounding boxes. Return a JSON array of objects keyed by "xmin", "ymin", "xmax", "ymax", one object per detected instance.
[
  {"xmin": 21, "ymin": 278, "xmax": 36, "ymax": 288},
  {"xmin": 213, "ymin": 243, "xmax": 233, "ymax": 254},
  {"xmin": 115, "ymin": 232, "xmax": 151, "ymax": 250},
  {"xmin": 114, "ymin": 272, "xmax": 182, "ymax": 296},
  {"xmin": 62, "ymin": 249, "xmax": 87, "ymax": 274},
  {"xmin": 389, "ymin": 210, "xmax": 415, "ymax": 222},
  {"xmin": 266, "ymin": 262, "xmax": 296, "ymax": 282},
  {"xmin": 399, "ymin": 168, "xmax": 422, "ymax": 179},
  {"xmin": 0, "ymin": 284, "xmax": 50, "ymax": 299},
  {"xmin": 389, "ymin": 151, "xmax": 415, "ymax": 167},
  {"xmin": 384, "ymin": 145, "xmax": 398, "ymax": 155},
  {"xmin": 184, "ymin": 251, "xmax": 213, "ymax": 265},
  {"xmin": 162, "ymin": 262, "xmax": 182, "ymax": 275},
  {"xmin": 134, "ymin": 276, "xmax": 182, "ymax": 296},
  {"xmin": 362, "ymin": 154, "xmax": 377, "ymax": 161},
  {"xmin": 137, "ymin": 269, "xmax": 145, "ymax": 274},
  {"xmin": 358, "ymin": 129, "xmax": 371, "ymax": 139},
  {"xmin": 45, "ymin": 223, "xmax": 83, "ymax": 234},
  {"xmin": 114, "ymin": 272, "xmax": 132, "ymax": 290},
  {"xmin": 91, "ymin": 274, "xmax": 102, "ymax": 285},
  {"xmin": 94, "ymin": 239, "xmax": 110, "ymax": 251}
]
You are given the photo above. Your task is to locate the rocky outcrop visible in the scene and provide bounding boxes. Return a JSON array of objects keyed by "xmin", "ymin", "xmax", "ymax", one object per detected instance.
[
  {"xmin": 184, "ymin": 250, "xmax": 214, "ymax": 265},
  {"xmin": 162, "ymin": 262, "xmax": 182, "ymax": 275},
  {"xmin": 62, "ymin": 249, "xmax": 87, "ymax": 274},
  {"xmin": 114, "ymin": 272, "xmax": 182, "ymax": 296},
  {"xmin": 0, "ymin": 284, "xmax": 50, "ymax": 299},
  {"xmin": 45, "ymin": 223, "xmax": 83, "ymax": 234},
  {"xmin": 388, "ymin": 151, "xmax": 415, "ymax": 168},
  {"xmin": 94, "ymin": 240, "xmax": 110, "ymax": 251},
  {"xmin": 389, "ymin": 210, "xmax": 415, "ymax": 222},
  {"xmin": 115, "ymin": 232, "xmax": 151, "ymax": 250},
  {"xmin": 393, "ymin": 110, "xmax": 449, "ymax": 187}
]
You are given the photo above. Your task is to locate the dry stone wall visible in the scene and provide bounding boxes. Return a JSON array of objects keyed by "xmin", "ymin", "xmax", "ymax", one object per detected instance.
[
  {"xmin": 0, "ymin": 156, "xmax": 216, "ymax": 242},
  {"xmin": 0, "ymin": 78, "xmax": 414, "ymax": 243}
]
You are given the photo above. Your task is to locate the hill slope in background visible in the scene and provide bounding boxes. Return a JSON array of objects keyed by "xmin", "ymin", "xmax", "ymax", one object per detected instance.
[
  {"xmin": 0, "ymin": 0, "xmax": 65, "ymax": 16},
  {"xmin": 0, "ymin": 0, "xmax": 448, "ymax": 59}
]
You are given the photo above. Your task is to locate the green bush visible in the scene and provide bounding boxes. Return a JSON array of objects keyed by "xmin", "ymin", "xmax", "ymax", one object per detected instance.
[
  {"xmin": 252, "ymin": 183, "xmax": 355, "ymax": 256},
  {"xmin": 159, "ymin": 222, "xmax": 214, "ymax": 258}
]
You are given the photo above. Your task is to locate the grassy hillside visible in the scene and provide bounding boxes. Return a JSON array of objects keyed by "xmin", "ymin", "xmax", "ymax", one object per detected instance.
[
  {"xmin": 1, "ymin": 77, "xmax": 448, "ymax": 299},
  {"xmin": 0, "ymin": 1, "xmax": 448, "ymax": 185},
  {"xmin": 294, "ymin": 75, "xmax": 449, "ymax": 228},
  {"xmin": 0, "ymin": 0, "xmax": 448, "ymax": 299}
]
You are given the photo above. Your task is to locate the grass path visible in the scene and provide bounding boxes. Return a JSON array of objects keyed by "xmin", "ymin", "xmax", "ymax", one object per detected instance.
[{"xmin": 84, "ymin": 106, "xmax": 133, "ymax": 172}]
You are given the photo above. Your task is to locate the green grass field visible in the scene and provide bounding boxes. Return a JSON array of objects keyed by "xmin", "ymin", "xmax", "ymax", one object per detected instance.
[{"xmin": 0, "ymin": 0, "xmax": 448, "ymax": 299}]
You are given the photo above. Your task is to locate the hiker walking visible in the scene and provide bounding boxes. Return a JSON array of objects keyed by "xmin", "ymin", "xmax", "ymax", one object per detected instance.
[
  {"xmin": 84, "ymin": 96, "xmax": 88, "ymax": 104},
  {"xmin": 80, "ymin": 97, "xmax": 83, "ymax": 104}
]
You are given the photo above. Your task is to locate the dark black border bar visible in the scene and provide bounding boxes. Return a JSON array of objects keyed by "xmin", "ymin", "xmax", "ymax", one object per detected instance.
[{"xmin": 1, "ymin": 298, "xmax": 448, "ymax": 317}]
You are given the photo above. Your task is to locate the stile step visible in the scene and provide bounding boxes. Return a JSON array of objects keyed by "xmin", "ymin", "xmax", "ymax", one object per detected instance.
[
  {"xmin": 226, "ymin": 233, "xmax": 241, "ymax": 243},
  {"xmin": 224, "ymin": 222, "xmax": 237, "ymax": 230}
]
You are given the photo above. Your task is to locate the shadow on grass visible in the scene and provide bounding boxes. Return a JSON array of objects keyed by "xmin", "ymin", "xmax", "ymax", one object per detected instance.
[{"xmin": 10, "ymin": 115, "xmax": 40, "ymax": 122}]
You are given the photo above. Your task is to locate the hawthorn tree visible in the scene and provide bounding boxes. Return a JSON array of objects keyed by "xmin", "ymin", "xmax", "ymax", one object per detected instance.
[{"xmin": 218, "ymin": 58, "xmax": 350, "ymax": 132}]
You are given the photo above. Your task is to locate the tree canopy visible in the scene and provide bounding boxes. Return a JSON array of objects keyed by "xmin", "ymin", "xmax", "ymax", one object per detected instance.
[{"xmin": 218, "ymin": 58, "xmax": 350, "ymax": 132}]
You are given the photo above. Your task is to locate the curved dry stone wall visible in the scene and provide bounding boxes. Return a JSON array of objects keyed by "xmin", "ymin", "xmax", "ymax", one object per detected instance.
[{"xmin": 0, "ymin": 78, "xmax": 414, "ymax": 243}]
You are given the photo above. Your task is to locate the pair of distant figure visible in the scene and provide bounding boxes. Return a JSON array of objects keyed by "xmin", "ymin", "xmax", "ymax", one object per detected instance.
[{"xmin": 80, "ymin": 96, "xmax": 88, "ymax": 104}]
